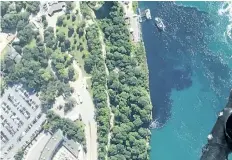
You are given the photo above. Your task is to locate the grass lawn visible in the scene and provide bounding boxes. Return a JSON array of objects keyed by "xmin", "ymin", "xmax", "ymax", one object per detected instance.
[
  {"xmin": 54, "ymin": 8, "xmax": 94, "ymax": 95},
  {"xmin": 132, "ymin": 2, "xmax": 138, "ymax": 13},
  {"xmin": 56, "ymin": 12, "xmax": 91, "ymax": 77},
  {"xmin": 27, "ymin": 39, "xmax": 36, "ymax": 48}
]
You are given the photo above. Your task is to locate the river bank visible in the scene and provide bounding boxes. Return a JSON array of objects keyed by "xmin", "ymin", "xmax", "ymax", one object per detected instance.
[
  {"xmin": 93, "ymin": 2, "xmax": 153, "ymax": 159},
  {"xmin": 139, "ymin": 1, "xmax": 232, "ymax": 160}
]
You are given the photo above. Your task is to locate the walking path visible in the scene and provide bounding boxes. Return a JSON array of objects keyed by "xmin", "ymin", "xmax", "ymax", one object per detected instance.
[
  {"xmin": 51, "ymin": 59, "xmax": 97, "ymax": 160},
  {"xmin": 89, "ymin": 7, "xmax": 115, "ymax": 158},
  {"xmin": 98, "ymin": 26, "xmax": 114, "ymax": 159},
  {"xmin": 75, "ymin": 1, "xmax": 83, "ymax": 20},
  {"xmin": 70, "ymin": 61, "xmax": 98, "ymax": 160},
  {"xmin": 0, "ymin": 33, "xmax": 16, "ymax": 55}
]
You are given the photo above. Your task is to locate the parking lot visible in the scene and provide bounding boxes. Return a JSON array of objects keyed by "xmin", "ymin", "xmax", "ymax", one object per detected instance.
[{"xmin": 0, "ymin": 85, "xmax": 46, "ymax": 159}]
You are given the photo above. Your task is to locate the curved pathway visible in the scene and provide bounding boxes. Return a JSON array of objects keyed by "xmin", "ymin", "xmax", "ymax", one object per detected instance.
[{"xmin": 70, "ymin": 61, "xmax": 98, "ymax": 160}]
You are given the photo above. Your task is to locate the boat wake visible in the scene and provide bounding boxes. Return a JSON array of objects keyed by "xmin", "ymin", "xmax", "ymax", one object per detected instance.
[{"xmin": 149, "ymin": 118, "xmax": 165, "ymax": 129}]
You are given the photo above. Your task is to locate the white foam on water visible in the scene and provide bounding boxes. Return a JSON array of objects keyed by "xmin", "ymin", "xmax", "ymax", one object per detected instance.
[
  {"xmin": 149, "ymin": 118, "xmax": 166, "ymax": 129},
  {"xmin": 149, "ymin": 119, "xmax": 160, "ymax": 129},
  {"xmin": 218, "ymin": 2, "xmax": 232, "ymax": 18},
  {"xmin": 218, "ymin": 2, "xmax": 232, "ymax": 40}
]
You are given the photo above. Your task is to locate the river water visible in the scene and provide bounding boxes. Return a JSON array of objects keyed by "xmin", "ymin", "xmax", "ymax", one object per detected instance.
[{"xmin": 139, "ymin": 2, "xmax": 232, "ymax": 160}]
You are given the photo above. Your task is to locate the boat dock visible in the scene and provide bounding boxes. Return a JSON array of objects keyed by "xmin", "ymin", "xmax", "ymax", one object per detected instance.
[
  {"xmin": 138, "ymin": 8, "xmax": 152, "ymax": 22},
  {"xmin": 120, "ymin": 1, "xmax": 141, "ymax": 43}
]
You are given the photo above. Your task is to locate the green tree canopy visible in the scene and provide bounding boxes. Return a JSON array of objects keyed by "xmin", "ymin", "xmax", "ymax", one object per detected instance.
[
  {"xmin": 14, "ymin": 149, "xmax": 24, "ymax": 160},
  {"xmin": 26, "ymin": 2, "xmax": 40, "ymax": 14}
]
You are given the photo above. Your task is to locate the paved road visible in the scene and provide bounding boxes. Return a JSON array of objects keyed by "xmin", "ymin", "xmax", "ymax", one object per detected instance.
[{"xmin": 70, "ymin": 61, "xmax": 98, "ymax": 160}]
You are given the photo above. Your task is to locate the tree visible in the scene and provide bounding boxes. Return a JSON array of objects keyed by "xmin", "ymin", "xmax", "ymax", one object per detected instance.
[
  {"xmin": 46, "ymin": 39, "xmax": 56, "ymax": 49},
  {"xmin": 15, "ymin": 2, "xmax": 26, "ymax": 13},
  {"xmin": 74, "ymin": 39, "xmax": 77, "ymax": 44},
  {"xmin": 13, "ymin": 45, "xmax": 22, "ymax": 54},
  {"xmin": 41, "ymin": 15, "xmax": 46, "ymax": 22},
  {"xmin": 72, "ymin": 14, "xmax": 76, "ymax": 22},
  {"xmin": 40, "ymin": 81, "xmax": 58, "ymax": 107},
  {"xmin": 57, "ymin": 31, "xmax": 65, "ymax": 42},
  {"xmin": 80, "ymin": 2, "xmax": 92, "ymax": 19},
  {"xmin": 58, "ymin": 68, "xmax": 69, "ymax": 82},
  {"xmin": 44, "ymin": 27, "xmax": 56, "ymax": 48},
  {"xmin": 75, "ymin": 9, "xmax": 79, "ymax": 14},
  {"xmin": 68, "ymin": 25, "xmax": 74, "ymax": 37},
  {"xmin": 1, "ymin": 2, "xmax": 10, "ymax": 16},
  {"xmin": 7, "ymin": 3, "xmax": 17, "ymax": 13},
  {"xmin": 45, "ymin": 48, "xmax": 53, "ymax": 57},
  {"xmin": 17, "ymin": 20, "xmax": 27, "ymax": 31},
  {"xmin": 80, "ymin": 21, "xmax": 86, "ymax": 28},
  {"xmin": 26, "ymin": 2, "xmax": 40, "ymax": 14},
  {"xmin": 43, "ymin": 20, "xmax": 48, "ymax": 28},
  {"xmin": 40, "ymin": 15, "xmax": 48, "ymax": 28},
  {"xmin": 67, "ymin": 14, "xmax": 70, "ymax": 20},
  {"xmin": 64, "ymin": 97, "xmax": 76, "ymax": 113},
  {"xmin": 57, "ymin": 82, "xmax": 72, "ymax": 98},
  {"xmin": 138, "ymin": 128, "xmax": 150, "ymax": 138},
  {"xmin": 14, "ymin": 149, "xmax": 24, "ymax": 160},
  {"xmin": 88, "ymin": 1, "xmax": 97, "ymax": 7},
  {"xmin": 108, "ymin": 145, "xmax": 117, "ymax": 156},
  {"xmin": 63, "ymin": 21, "xmax": 67, "ymax": 27},
  {"xmin": 1, "ymin": 13, "xmax": 19, "ymax": 31},
  {"xmin": 57, "ymin": 16, "xmax": 64, "ymax": 26},
  {"xmin": 45, "ymin": 111, "xmax": 86, "ymax": 149},
  {"xmin": 84, "ymin": 24, "xmax": 110, "ymax": 158},
  {"xmin": 88, "ymin": 3, "xmax": 152, "ymax": 159},
  {"xmin": 20, "ymin": 11, "xmax": 30, "ymax": 21},
  {"xmin": 79, "ymin": 43, "xmax": 84, "ymax": 51},
  {"xmin": 17, "ymin": 24, "xmax": 34, "ymax": 45},
  {"xmin": 64, "ymin": 39, "xmax": 71, "ymax": 49},
  {"xmin": 0, "ymin": 79, "xmax": 7, "ymax": 96},
  {"xmin": 40, "ymin": 69, "xmax": 53, "ymax": 82},
  {"xmin": 68, "ymin": 65, "xmax": 75, "ymax": 81},
  {"xmin": 66, "ymin": 2, "xmax": 75, "ymax": 12},
  {"xmin": 84, "ymin": 56, "xmax": 94, "ymax": 73},
  {"xmin": 45, "ymin": 27, "xmax": 54, "ymax": 35},
  {"xmin": 77, "ymin": 26, "xmax": 84, "ymax": 37}
]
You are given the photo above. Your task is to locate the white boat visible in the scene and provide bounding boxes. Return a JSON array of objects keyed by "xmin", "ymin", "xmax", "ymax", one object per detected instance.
[
  {"xmin": 155, "ymin": 17, "xmax": 165, "ymax": 31},
  {"xmin": 145, "ymin": 9, "xmax": 152, "ymax": 20}
]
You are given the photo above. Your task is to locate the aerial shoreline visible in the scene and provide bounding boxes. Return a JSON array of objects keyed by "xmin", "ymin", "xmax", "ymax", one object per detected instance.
[
  {"xmin": 141, "ymin": 2, "xmax": 232, "ymax": 160},
  {"xmin": 120, "ymin": 0, "xmax": 153, "ymax": 155}
]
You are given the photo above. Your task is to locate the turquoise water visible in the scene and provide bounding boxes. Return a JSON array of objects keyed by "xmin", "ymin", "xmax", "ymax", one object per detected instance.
[{"xmin": 140, "ymin": 2, "xmax": 232, "ymax": 160}]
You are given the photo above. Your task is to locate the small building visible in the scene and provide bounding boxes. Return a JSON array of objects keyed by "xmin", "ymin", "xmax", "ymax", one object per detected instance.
[
  {"xmin": 48, "ymin": 2, "xmax": 66, "ymax": 16},
  {"xmin": 63, "ymin": 137, "xmax": 80, "ymax": 158},
  {"xmin": 39, "ymin": 130, "xmax": 63, "ymax": 160},
  {"xmin": 39, "ymin": 130, "xmax": 81, "ymax": 160},
  {"xmin": 7, "ymin": 46, "xmax": 21, "ymax": 63}
]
